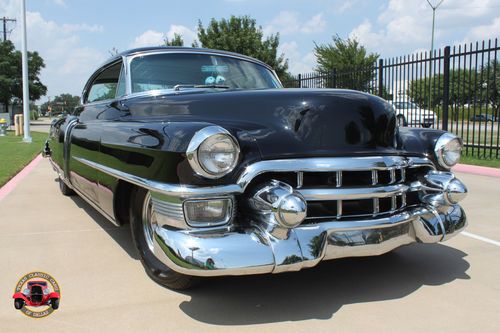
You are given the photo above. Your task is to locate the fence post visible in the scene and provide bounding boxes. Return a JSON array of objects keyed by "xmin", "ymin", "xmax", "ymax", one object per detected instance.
[
  {"xmin": 331, "ymin": 68, "xmax": 337, "ymax": 88},
  {"xmin": 378, "ymin": 59, "xmax": 384, "ymax": 97},
  {"xmin": 298, "ymin": 73, "xmax": 302, "ymax": 88},
  {"xmin": 442, "ymin": 46, "xmax": 450, "ymax": 131}
]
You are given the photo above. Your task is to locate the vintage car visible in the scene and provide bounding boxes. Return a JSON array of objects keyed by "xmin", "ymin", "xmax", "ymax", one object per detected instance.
[
  {"xmin": 13, "ymin": 280, "xmax": 60, "ymax": 310},
  {"xmin": 44, "ymin": 47, "xmax": 468, "ymax": 290},
  {"xmin": 390, "ymin": 101, "xmax": 437, "ymax": 128}
]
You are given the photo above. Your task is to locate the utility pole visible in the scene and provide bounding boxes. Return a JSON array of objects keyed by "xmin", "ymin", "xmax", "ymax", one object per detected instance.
[
  {"xmin": 1, "ymin": 16, "xmax": 16, "ymax": 42},
  {"xmin": 21, "ymin": 0, "xmax": 31, "ymax": 142}
]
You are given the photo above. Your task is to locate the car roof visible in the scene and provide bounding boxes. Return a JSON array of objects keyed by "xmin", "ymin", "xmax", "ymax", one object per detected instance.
[{"xmin": 101, "ymin": 46, "xmax": 273, "ymax": 71}]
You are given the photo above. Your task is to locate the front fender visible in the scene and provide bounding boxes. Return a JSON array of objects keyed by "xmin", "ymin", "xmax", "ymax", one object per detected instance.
[
  {"xmin": 48, "ymin": 292, "xmax": 60, "ymax": 299},
  {"xmin": 12, "ymin": 292, "xmax": 28, "ymax": 301}
]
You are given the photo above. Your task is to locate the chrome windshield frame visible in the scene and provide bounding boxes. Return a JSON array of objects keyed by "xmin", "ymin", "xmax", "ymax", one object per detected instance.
[{"xmin": 123, "ymin": 50, "xmax": 283, "ymax": 98}]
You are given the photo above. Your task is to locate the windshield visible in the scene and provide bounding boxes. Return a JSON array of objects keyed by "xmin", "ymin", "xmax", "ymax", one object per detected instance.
[{"xmin": 130, "ymin": 53, "xmax": 281, "ymax": 93}]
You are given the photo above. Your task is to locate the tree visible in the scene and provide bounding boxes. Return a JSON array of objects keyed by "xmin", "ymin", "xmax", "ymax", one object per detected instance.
[
  {"xmin": 164, "ymin": 33, "xmax": 184, "ymax": 46},
  {"xmin": 479, "ymin": 60, "xmax": 500, "ymax": 117},
  {"xmin": 0, "ymin": 40, "xmax": 47, "ymax": 113},
  {"xmin": 0, "ymin": 41, "xmax": 17, "ymax": 111},
  {"xmin": 196, "ymin": 15, "xmax": 289, "ymax": 80},
  {"xmin": 40, "ymin": 93, "xmax": 81, "ymax": 115},
  {"xmin": 314, "ymin": 35, "xmax": 379, "ymax": 90}
]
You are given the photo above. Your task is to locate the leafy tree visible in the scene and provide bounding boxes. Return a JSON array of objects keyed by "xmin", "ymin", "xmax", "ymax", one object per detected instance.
[
  {"xmin": 0, "ymin": 41, "xmax": 18, "ymax": 111},
  {"xmin": 164, "ymin": 33, "xmax": 184, "ymax": 46},
  {"xmin": 196, "ymin": 15, "xmax": 289, "ymax": 80},
  {"xmin": 314, "ymin": 35, "xmax": 379, "ymax": 90},
  {"xmin": 0, "ymin": 40, "xmax": 47, "ymax": 113},
  {"xmin": 408, "ymin": 70, "xmax": 478, "ymax": 109},
  {"xmin": 40, "ymin": 93, "xmax": 81, "ymax": 115},
  {"xmin": 479, "ymin": 60, "xmax": 500, "ymax": 117}
]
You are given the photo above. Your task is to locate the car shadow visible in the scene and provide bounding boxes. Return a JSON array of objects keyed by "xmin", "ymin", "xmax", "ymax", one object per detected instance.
[
  {"xmin": 178, "ymin": 243, "xmax": 470, "ymax": 325},
  {"xmin": 55, "ymin": 176, "xmax": 140, "ymax": 260}
]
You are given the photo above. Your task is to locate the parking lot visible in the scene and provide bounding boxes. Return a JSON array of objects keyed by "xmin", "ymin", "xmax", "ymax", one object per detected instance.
[{"xmin": 0, "ymin": 158, "xmax": 499, "ymax": 332}]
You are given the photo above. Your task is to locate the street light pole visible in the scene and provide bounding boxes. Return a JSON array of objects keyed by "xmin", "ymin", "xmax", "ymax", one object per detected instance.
[
  {"xmin": 21, "ymin": 0, "xmax": 31, "ymax": 142},
  {"xmin": 427, "ymin": 0, "xmax": 444, "ymax": 54},
  {"xmin": 426, "ymin": 0, "xmax": 444, "ymax": 115}
]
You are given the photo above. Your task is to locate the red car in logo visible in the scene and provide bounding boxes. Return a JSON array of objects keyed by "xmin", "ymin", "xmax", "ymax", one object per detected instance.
[{"xmin": 12, "ymin": 280, "xmax": 60, "ymax": 310}]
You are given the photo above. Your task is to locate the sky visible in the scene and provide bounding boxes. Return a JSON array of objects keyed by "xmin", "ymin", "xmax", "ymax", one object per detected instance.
[{"xmin": 1, "ymin": 0, "xmax": 499, "ymax": 102}]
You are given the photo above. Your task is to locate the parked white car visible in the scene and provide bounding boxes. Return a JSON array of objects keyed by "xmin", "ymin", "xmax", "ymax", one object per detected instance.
[{"xmin": 390, "ymin": 101, "xmax": 436, "ymax": 128}]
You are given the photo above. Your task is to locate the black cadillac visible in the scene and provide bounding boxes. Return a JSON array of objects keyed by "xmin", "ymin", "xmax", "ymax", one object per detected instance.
[{"xmin": 44, "ymin": 47, "xmax": 468, "ymax": 289}]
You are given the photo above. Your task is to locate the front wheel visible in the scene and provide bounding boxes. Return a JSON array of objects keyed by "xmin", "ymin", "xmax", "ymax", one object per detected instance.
[
  {"xmin": 130, "ymin": 188, "xmax": 196, "ymax": 290},
  {"xmin": 51, "ymin": 298, "xmax": 59, "ymax": 310},
  {"xmin": 58, "ymin": 177, "xmax": 75, "ymax": 196},
  {"xmin": 14, "ymin": 298, "xmax": 24, "ymax": 310}
]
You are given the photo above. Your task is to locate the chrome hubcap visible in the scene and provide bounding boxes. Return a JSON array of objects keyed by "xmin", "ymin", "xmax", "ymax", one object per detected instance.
[{"xmin": 142, "ymin": 192, "xmax": 157, "ymax": 252}]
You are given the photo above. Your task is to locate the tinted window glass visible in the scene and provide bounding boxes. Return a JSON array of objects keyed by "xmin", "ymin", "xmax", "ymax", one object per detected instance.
[
  {"xmin": 130, "ymin": 53, "xmax": 280, "ymax": 93},
  {"xmin": 86, "ymin": 62, "xmax": 121, "ymax": 103}
]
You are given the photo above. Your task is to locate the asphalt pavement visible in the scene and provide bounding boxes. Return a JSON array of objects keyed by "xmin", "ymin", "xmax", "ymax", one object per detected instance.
[{"xmin": 0, "ymin": 159, "xmax": 499, "ymax": 332}]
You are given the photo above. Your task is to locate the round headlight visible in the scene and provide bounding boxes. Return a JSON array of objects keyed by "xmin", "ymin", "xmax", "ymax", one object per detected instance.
[
  {"xmin": 187, "ymin": 126, "xmax": 240, "ymax": 179},
  {"xmin": 434, "ymin": 133, "xmax": 462, "ymax": 169}
]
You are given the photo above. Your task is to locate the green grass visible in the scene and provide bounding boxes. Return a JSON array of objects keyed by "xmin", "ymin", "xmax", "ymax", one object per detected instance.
[
  {"xmin": 0, "ymin": 131, "xmax": 48, "ymax": 187},
  {"xmin": 460, "ymin": 154, "xmax": 500, "ymax": 168}
]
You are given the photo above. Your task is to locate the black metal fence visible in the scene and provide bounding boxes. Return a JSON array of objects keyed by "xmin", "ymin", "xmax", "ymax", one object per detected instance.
[{"xmin": 284, "ymin": 38, "xmax": 500, "ymax": 159}]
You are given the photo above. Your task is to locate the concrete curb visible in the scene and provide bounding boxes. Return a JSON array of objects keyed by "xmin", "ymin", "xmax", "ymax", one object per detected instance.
[
  {"xmin": 0, "ymin": 154, "xmax": 43, "ymax": 202},
  {"xmin": 453, "ymin": 163, "xmax": 500, "ymax": 178}
]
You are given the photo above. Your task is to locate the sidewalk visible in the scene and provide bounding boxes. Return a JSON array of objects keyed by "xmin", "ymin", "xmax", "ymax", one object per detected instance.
[{"xmin": 0, "ymin": 159, "xmax": 499, "ymax": 332}]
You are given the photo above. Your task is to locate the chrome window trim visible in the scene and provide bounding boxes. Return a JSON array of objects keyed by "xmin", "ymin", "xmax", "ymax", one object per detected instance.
[{"xmin": 81, "ymin": 58, "xmax": 125, "ymax": 105}]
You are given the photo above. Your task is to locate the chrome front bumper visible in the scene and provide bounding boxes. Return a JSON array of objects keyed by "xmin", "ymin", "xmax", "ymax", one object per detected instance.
[{"xmin": 152, "ymin": 204, "xmax": 467, "ymax": 277}]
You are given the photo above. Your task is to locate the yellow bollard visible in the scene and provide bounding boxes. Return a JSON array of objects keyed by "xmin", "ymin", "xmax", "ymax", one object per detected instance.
[
  {"xmin": 14, "ymin": 114, "xmax": 20, "ymax": 136},
  {"xmin": 19, "ymin": 114, "xmax": 24, "ymax": 135}
]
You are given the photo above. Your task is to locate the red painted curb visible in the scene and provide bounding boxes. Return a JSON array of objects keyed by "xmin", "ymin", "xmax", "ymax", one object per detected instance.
[
  {"xmin": 0, "ymin": 154, "xmax": 43, "ymax": 202},
  {"xmin": 453, "ymin": 163, "xmax": 500, "ymax": 178}
]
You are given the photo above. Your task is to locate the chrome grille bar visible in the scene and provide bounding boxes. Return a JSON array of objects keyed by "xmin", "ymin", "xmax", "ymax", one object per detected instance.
[
  {"xmin": 336, "ymin": 171, "xmax": 342, "ymax": 188},
  {"xmin": 390, "ymin": 169, "xmax": 396, "ymax": 184},
  {"xmin": 297, "ymin": 184, "xmax": 409, "ymax": 201},
  {"xmin": 371, "ymin": 170, "xmax": 378, "ymax": 185},
  {"xmin": 373, "ymin": 198, "xmax": 380, "ymax": 215},
  {"xmin": 297, "ymin": 171, "xmax": 303, "ymax": 189}
]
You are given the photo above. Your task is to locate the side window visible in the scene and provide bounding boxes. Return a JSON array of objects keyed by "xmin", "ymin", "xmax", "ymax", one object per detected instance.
[{"xmin": 86, "ymin": 61, "xmax": 122, "ymax": 103}]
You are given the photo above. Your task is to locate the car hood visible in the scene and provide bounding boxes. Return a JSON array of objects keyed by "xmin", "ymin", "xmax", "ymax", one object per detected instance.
[{"xmin": 125, "ymin": 88, "xmax": 398, "ymax": 159}]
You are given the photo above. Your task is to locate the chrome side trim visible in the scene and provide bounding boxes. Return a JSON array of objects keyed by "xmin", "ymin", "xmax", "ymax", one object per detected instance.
[
  {"xmin": 297, "ymin": 184, "xmax": 409, "ymax": 201},
  {"xmin": 73, "ymin": 156, "xmax": 241, "ymax": 198},
  {"xmin": 63, "ymin": 117, "xmax": 78, "ymax": 182}
]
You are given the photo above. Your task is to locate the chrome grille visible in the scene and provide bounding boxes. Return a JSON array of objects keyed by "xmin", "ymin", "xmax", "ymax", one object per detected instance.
[{"xmin": 245, "ymin": 157, "xmax": 431, "ymax": 223}]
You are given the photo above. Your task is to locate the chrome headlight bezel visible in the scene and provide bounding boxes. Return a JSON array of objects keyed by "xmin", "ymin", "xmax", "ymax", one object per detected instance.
[
  {"xmin": 186, "ymin": 126, "xmax": 240, "ymax": 179},
  {"xmin": 434, "ymin": 132, "xmax": 462, "ymax": 169}
]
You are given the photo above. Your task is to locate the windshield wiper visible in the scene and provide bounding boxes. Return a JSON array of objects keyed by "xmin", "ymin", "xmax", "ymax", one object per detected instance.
[{"xmin": 173, "ymin": 84, "xmax": 230, "ymax": 91}]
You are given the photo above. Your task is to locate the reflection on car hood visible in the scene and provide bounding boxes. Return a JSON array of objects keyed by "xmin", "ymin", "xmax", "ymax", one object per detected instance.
[{"xmin": 126, "ymin": 88, "xmax": 399, "ymax": 158}]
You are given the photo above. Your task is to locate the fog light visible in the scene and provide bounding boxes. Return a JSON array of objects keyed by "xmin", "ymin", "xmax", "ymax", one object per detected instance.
[{"xmin": 184, "ymin": 198, "xmax": 232, "ymax": 227}]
